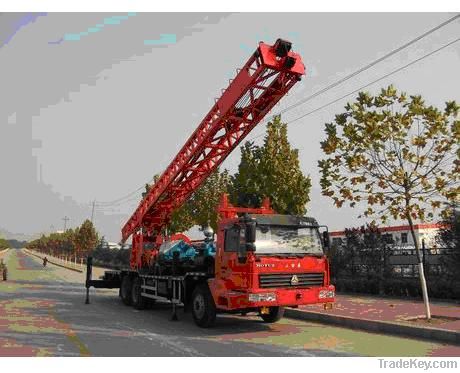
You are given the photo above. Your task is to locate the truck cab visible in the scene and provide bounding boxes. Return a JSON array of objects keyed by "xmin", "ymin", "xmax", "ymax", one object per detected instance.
[{"xmin": 190, "ymin": 195, "xmax": 335, "ymax": 326}]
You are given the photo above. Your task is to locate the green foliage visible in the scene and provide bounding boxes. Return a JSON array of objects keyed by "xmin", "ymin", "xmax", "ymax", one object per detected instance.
[
  {"xmin": 230, "ymin": 115, "xmax": 311, "ymax": 215},
  {"xmin": 27, "ymin": 232, "xmax": 72, "ymax": 257},
  {"xmin": 6, "ymin": 239, "xmax": 27, "ymax": 249},
  {"xmin": 26, "ymin": 220, "xmax": 98, "ymax": 259},
  {"xmin": 330, "ymin": 224, "xmax": 391, "ymax": 286},
  {"xmin": 436, "ymin": 205, "xmax": 460, "ymax": 280},
  {"xmin": 143, "ymin": 174, "xmax": 161, "ymax": 199},
  {"xmin": 74, "ymin": 220, "xmax": 99, "ymax": 257},
  {"xmin": 319, "ymin": 86, "xmax": 459, "ymax": 238},
  {"xmin": 330, "ymin": 223, "xmax": 460, "ymax": 299},
  {"xmin": 169, "ymin": 170, "xmax": 231, "ymax": 233},
  {"xmin": 0, "ymin": 237, "xmax": 10, "ymax": 250},
  {"xmin": 140, "ymin": 116, "xmax": 310, "ymax": 234},
  {"xmin": 142, "ymin": 170, "xmax": 231, "ymax": 234},
  {"xmin": 92, "ymin": 237, "xmax": 130, "ymax": 269},
  {"xmin": 335, "ymin": 277, "xmax": 460, "ymax": 300}
]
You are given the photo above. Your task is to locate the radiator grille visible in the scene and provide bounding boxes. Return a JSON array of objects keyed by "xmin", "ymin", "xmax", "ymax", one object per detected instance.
[{"xmin": 259, "ymin": 272, "xmax": 324, "ymax": 288}]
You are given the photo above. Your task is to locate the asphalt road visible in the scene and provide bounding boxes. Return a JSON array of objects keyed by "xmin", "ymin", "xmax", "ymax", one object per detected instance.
[{"xmin": 0, "ymin": 249, "xmax": 456, "ymax": 357}]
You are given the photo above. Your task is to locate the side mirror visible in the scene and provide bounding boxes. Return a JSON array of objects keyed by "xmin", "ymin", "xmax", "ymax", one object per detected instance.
[
  {"xmin": 237, "ymin": 244, "xmax": 247, "ymax": 264},
  {"xmin": 245, "ymin": 221, "xmax": 256, "ymax": 244},
  {"xmin": 322, "ymin": 231, "xmax": 330, "ymax": 252}
]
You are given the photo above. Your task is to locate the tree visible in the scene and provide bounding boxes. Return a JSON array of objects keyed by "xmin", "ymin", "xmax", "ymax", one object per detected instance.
[
  {"xmin": 61, "ymin": 229, "xmax": 76, "ymax": 256},
  {"xmin": 74, "ymin": 220, "xmax": 99, "ymax": 258},
  {"xmin": 0, "ymin": 237, "xmax": 9, "ymax": 250},
  {"xmin": 169, "ymin": 170, "xmax": 231, "ymax": 233},
  {"xmin": 7, "ymin": 239, "xmax": 27, "ymax": 249},
  {"xmin": 230, "ymin": 115, "xmax": 312, "ymax": 215},
  {"xmin": 143, "ymin": 174, "xmax": 161, "ymax": 199},
  {"xmin": 360, "ymin": 224, "xmax": 392, "ymax": 293},
  {"xmin": 436, "ymin": 204, "xmax": 460, "ymax": 281},
  {"xmin": 318, "ymin": 86, "xmax": 459, "ymax": 319},
  {"xmin": 142, "ymin": 170, "xmax": 231, "ymax": 234}
]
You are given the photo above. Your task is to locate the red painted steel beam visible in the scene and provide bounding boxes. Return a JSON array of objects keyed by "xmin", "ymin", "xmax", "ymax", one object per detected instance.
[{"xmin": 121, "ymin": 39, "xmax": 305, "ymax": 242}]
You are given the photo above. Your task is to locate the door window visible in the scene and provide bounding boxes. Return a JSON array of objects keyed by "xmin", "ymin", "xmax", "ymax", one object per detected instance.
[{"xmin": 224, "ymin": 227, "xmax": 240, "ymax": 252}]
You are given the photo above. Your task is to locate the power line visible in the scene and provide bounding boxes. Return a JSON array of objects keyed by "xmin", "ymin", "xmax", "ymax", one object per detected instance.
[
  {"xmin": 247, "ymin": 37, "xmax": 460, "ymax": 142},
  {"xmin": 277, "ymin": 14, "xmax": 459, "ymax": 116},
  {"xmin": 95, "ymin": 196, "xmax": 141, "ymax": 210},
  {"xmin": 95, "ymin": 175, "xmax": 158, "ymax": 207},
  {"xmin": 95, "ymin": 15, "xmax": 459, "ymax": 208},
  {"xmin": 287, "ymin": 37, "xmax": 460, "ymax": 126},
  {"xmin": 95, "ymin": 185, "xmax": 144, "ymax": 206}
]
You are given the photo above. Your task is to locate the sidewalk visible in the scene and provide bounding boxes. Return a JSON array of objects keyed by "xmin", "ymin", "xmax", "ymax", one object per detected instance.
[
  {"xmin": 24, "ymin": 249, "xmax": 84, "ymax": 273},
  {"xmin": 23, "ymin": 249, "xmax": 109, "ymax": 279},
  {"xmin": 286, "ymin": 293, "xmax": 460, "ymax": 345}
]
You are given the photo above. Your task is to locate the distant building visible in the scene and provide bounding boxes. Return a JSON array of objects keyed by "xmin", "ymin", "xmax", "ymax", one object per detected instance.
[
  {"xmin": 107, "ymin": 242, "xmax": 122, "ymax": 250},
  {"xmin": 330, "ymin": 223, "xmax": 443, "ymax": 251}
]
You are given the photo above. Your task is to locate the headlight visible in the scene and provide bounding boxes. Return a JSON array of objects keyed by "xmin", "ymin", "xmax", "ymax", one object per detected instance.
[
  {"xmin": 319, "ymin": 290, "xmax": 335, "ymax": 299},
  {"xmin": 248, "ymin": 293, "xmax": 277, "ymax": 302}
]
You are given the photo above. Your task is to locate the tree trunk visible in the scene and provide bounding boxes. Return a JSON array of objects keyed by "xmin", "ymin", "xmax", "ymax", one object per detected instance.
[{"xmin": 407, "ymin": 215, "xmax": 431, "ymax": 320}]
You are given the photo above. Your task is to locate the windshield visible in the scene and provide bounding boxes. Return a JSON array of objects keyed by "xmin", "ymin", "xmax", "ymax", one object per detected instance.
[{"xmin": 255, "ymin": 225, "xmax": 323, "ymax": 255}]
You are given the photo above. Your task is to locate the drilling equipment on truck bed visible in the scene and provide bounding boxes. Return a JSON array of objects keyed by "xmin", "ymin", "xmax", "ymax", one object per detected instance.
[{"xmin": 86, "ymin": 39, "xmax": 335, "ymax": 327}]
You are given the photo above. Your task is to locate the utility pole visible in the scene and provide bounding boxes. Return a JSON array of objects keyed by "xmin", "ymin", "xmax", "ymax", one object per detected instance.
[
  {"xmin": 62, "ymin": 216, "xmax": 70, "ymax": 232},
  {"xmin": 90, "ymin": 200, "xmax": 96, "ymax": 223}
]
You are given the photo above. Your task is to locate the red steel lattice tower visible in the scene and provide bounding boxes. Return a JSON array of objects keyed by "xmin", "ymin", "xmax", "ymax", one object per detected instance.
[{"xmin": 122, "ymin": 39, "xmax": 305, "ymax": 265}]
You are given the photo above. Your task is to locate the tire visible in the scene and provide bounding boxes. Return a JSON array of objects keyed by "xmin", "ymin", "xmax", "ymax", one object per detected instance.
[
  {"xmin": 191, "ymin": 284, "xmax": 217, "ymax": 328},
  {"xmin": 131, "ymin": 277, "xmax": 146, "ymax": 310},
  {"xmin": 145, "ymin": 298, "xmax": 156, "ymax": 309},
  {"xmin": 120, "ymin": 275, "xmax": 133, "ymax": 306},
  {"xmin": 260, "ymin": 306, "xmax": 285, "ymax": 323}
]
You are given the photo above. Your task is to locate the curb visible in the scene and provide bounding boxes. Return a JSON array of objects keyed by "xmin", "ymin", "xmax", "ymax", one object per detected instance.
[
  {"xmin": 285, "ymin": 308, "xmax": 460, "ymax": 346},
  {"xmin": 23, "ymin": 249, "xmax": 83, "ymax": 273}
]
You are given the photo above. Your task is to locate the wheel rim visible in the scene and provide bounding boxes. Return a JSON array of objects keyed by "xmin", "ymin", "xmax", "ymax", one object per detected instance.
[{"xmin": 193, "ymin": 293, "xmax": 205, "ymax": 319}]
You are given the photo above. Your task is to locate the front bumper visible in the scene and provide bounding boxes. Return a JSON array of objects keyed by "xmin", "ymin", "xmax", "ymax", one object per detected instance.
[{"xmin": 219, "ymin": 285, "xmax": 335, "ymax": 310}]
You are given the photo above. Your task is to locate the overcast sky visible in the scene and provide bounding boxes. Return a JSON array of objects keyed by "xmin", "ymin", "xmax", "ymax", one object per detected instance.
[{"xmin": 0, "ymin": 13, "xmax": 459, "ymax": 241}]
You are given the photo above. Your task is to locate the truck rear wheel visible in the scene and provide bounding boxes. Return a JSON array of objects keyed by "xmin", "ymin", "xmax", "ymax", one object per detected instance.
[
  {"xmin": 260, "ymin": 306, "xmax": 285, "ymax": 323},
  {"xmin": 191, "ymin": 284, "xmax": 216, "ymax": 328},
  {"xmin": 120, "ymin": 275, "xmax": 133, "ymax": 306},
  {"xmin": 131, "ymin": 277, "xmax": 146, "ymax": 310}
]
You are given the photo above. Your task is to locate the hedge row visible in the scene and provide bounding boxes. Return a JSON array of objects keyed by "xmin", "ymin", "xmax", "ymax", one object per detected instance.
[{"xmin": 333, "ymin": 277, "xmax": 460, "ymax": 300}]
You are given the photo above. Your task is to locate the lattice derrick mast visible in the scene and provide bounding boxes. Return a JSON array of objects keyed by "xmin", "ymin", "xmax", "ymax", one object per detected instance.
[{"xmin": 122, "ymin": 39, "xmax": 305, "ymax": 242}]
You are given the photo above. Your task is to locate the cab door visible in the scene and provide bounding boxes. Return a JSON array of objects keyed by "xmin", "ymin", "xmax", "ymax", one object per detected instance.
[{"xmin": 216, "ymin": 224, "xmax": 251, "ymax": 290}]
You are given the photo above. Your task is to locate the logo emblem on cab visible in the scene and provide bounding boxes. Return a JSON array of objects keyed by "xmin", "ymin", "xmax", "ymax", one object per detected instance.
[{"xmin": 291, "ymin": 275, "xmax": 299, "ymax": 285}]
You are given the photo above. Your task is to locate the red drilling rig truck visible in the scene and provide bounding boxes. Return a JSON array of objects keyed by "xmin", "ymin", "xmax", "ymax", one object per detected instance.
[{"xmin": 85, "ymin": 39, "xmax": 335, "ymax": 327}]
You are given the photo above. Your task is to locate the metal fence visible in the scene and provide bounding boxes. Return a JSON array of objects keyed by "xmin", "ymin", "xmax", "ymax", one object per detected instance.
[{"xmin": 332, "ymin": 245, "xmax": 455, "ymax": 279}]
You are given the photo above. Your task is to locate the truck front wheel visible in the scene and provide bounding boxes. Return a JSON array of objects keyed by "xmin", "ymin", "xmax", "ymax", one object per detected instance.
[
  {"xmin": 191, "ymin": 284, "xmax": 216, "ymax": 328},
  {"xmin": 260, "ymin": 306, "xmax": 285, "ymax": 323},
  {"xmin": 120, "ymin": 275, "xmax": 133, "ymax": 306}
]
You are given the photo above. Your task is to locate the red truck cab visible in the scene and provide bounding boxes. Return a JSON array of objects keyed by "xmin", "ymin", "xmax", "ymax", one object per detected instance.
[{"xmin": 201, "ymin": 195, "xmax": 335, "ymax": 325}]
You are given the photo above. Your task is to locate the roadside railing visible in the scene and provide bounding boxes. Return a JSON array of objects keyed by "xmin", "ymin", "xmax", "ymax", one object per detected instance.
[{"xmin": 23, "ymin": 249, "xmax": 84, "ymax": 273}]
